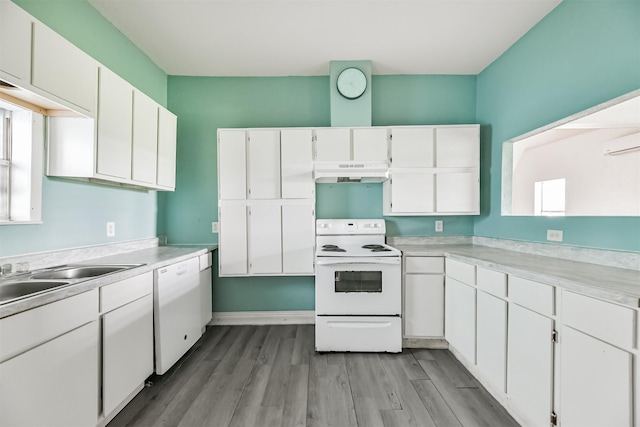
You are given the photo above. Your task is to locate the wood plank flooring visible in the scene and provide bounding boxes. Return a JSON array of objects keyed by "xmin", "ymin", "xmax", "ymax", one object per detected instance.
[{"xmin": 108, "ymin": 325, "xmax": 519, "ymax": 427}]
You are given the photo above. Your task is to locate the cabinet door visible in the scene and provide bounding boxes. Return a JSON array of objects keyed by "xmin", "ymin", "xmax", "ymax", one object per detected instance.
[
  {"xmin": 445, "ymin": 277, "xmax": 476, "ymax": 364},
  {"xmin": 507, "ymin": 304, "xmax": 554, "ymax": 427},
  {"xmin": 32, "ymin": 22, "xmax": 98, "ymax": 113},
  {"xmin": 0, "ymin": 1, "xmax": 31, "ymax": 84},
  {"xmin": 435, "ymin": 126, "xmax": 479, "ymax": 168},
  {"xmin": 103, "ymin": 294, "xmax": 153, "ymax": 417},
  {"xmin": 404, "ymin": 274, "xmax": 444, "ymax": 337},
  {"xmin": 436, "ymin": 172, "xmax": 478, "ymax": 213},
  {"xmin": 282, "ymin": 203, "xmax": 315, "ymax": 274},
  {"xmin": 157, "ymin": 106, "xmax": 177, "ymax": 189},
  {"xmin": 132, "ymin": 90, "xmax": 159, "ymax": 185},
  {"xmin": 315, "ymin": 128, "xmax": 350, "ymax": 161},
  {"xmin": 218, "ymin": 130, "xmax": 247, "ymax": 200},
  {"xmin": 390, "ymin": 127, "xmax": 434, "ymax": 168},
  {"xmin": 200, "ymin": 266, "xmax": 213, "ymax": 329},
  {"xmin": 248, "ymin": 129, "xmax": 281, "ymax": 199},
  {"xmin": 249, "ymin": 204, "xmax": 282, "ymax": 274},
  {"xmin": 96, "ymin": 67, "xmax": 133, "ymax": 180},
  {"xmin": 219, "ymin": 203, "xmax": 248, "ymax": 275},
  {"xmin": 476, "ymin": 291, "xmax": 507, "ymax": 393},
  {"xmin": 281, "ymin": 129, "xmax": 314, "ymax": 199},
  {"xmin": 560, "ymin": 326, "xmax": 632, "ymax": 427},
  {"xmin": 0, "ymin": 321, "xmax": 99, "ymax": 427},
  {"xmin": 390, "ymin": 172, "xmax": 434, "ymax": 213},
  {"xmin": 352, "ymin": 128, "xmax": 388, "ymax": 161}
]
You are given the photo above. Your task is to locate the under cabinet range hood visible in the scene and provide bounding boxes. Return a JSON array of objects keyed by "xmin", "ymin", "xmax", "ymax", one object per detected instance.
[{"xmin": 314, "ymin": 160, "xmax": 389, "ymax": 183}]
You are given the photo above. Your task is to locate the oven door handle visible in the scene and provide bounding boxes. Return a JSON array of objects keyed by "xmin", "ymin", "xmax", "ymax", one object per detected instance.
[{"xmin": 316, "ymin": 258, "xmax": 400, "ymax": 266}]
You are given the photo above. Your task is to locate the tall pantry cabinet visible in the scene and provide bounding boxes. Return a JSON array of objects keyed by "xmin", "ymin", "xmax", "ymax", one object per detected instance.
[{"xmin": 218, "ymin": 129, "xmax": 315, "ymax": 277}]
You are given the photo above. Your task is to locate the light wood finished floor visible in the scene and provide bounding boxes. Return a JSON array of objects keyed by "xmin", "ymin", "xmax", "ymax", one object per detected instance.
[{"xmin": 109, "ymin": 325, "xmax": 519, "ymax": 427}]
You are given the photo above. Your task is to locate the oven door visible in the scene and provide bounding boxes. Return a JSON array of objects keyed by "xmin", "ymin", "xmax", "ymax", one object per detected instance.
[{"xmin": 315, "ymin": 257, "xmax": 401, "ymax": 316}]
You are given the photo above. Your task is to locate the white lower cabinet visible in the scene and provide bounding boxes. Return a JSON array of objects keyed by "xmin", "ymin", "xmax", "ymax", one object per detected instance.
[
  {"xmin": 0, "ymin": 290, "xmax": 99, "ymax": 427},
  {"xmin": 507, "ymin": 303, "xmax": 555, "ymax": 427},
  {"xmin": 476, "ymin": 291, "xmax": 507, "ymax": 393},
  {"xmin": 100, "ymin": 272, "xmax": 154, "ymax": 421},
  {"xmin": 445, "ymin": 276, "xmax": 476, "ymax": 364},
  {"xmin": 403, "ymin": 256, "xmax": 444, "ymax": 338},
  {"xmin": 559, "ymin": 290, "xmax": 635, "ymax": 427},
  {"xmin": 249, "ymin": 203, "xmax": 283, "ymax": 274}
]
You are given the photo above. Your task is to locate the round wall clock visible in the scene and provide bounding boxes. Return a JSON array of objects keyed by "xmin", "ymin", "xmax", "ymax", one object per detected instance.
[{"xmin": 336, "ymin": 67, "xmax": 367, "ymax": 99}]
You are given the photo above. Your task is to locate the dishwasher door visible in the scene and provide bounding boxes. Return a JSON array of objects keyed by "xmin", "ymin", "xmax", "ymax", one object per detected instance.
[{"xmin": 154, "ymin": 257, "xmax": 201, "ymax": 375}]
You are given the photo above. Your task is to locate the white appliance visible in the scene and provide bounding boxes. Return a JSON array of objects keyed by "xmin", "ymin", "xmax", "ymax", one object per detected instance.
[
  {"xmin": 313, "ymin": 160, "xmax": 389, "ymax": 183},
  {"xmin": 154, "ymin": 257, "xmax": 201, "ymax": 375},
  {"xmin": 199, "ymin": 252, "xmax": 213, "ymax": 333},
  {"xmin": 315, "ymin": 219, "xmax": 402, "ymax": 353}
]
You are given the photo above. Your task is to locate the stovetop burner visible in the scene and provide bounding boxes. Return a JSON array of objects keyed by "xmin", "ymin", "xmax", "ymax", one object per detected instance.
[
  {"xmin": 322, "ymin": 244, "xmax": 346, "ymax": 252},
  {"xmin": 362, "ymin": 244, "xmax": 392, "ymax": 252}
]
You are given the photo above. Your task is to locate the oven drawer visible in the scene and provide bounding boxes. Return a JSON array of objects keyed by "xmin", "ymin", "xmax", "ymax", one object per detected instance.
[{"xmin": 315, "ymin": 316, "xmax": 402, "ymax": 353}]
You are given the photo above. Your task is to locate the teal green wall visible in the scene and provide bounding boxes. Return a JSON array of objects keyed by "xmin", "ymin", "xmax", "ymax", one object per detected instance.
[
  {"xmin": 0, "ymin": 1, "xmax": 167, "ymax": 257},
  {"xmin": 475, "ymin": 0, "xmax": 640, "ymax": 252},
  {"xmin": 163, "ymin": 75, "xmax": 475, "ymax": 311}
]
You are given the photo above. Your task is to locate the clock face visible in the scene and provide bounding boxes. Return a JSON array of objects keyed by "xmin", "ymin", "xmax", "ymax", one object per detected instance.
[{"xmin": 337, "ymin": 67, "xmax": 367, "ymax": 99}]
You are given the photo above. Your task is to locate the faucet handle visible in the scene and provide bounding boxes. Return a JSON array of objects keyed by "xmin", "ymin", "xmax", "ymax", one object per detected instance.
[{"xmin": 1, "ymin": 263, "xmax": 12, "ymax": 276}]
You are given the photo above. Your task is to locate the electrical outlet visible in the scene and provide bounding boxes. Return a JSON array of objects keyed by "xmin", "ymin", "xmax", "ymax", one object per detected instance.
[
  {"xmin": 547, "ymin": 229, "xmax": 563, "ymax": 242},
  {"xmin": 435, "ymin": 220, "xmax": 443, "ymax": 232},
  {"xmin": 211, "ymin": 222, "xmax": 219, "ymax": 233},
  {"xmin": 106, "ymin": 221, "xmax": 116, "ymax": 237}
]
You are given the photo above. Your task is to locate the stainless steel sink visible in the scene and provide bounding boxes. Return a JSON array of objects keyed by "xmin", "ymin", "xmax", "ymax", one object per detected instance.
[
  {"xmin": 29, "ymin": 265, "xmax": 133, "ymax": 280},
  {"xmin": 0, "ymin": 280, "xmax": 71, "ymax": 303}
]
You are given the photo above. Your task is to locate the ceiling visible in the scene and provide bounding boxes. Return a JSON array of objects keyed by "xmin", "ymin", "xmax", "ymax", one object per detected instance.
[{"xmin": 88, "ymin": 0, "xmax": 562, "ymax": 77}]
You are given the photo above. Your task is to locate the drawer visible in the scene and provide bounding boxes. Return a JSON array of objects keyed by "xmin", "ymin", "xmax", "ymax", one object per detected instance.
[
  {"xmin": 563, "ymin": 291, "xmax": 635, "ymax": 349},
  {"xmin": 100, "ymin": 271, "xmax": 153, "ymax": 313},
  {"xmin": 0, "ymin": 289, "xmax": 98, "ymax": 363},
  {"xmin": 405, "ymin": 256, "xmax": 444, "ymax": 274},
  {"xmin": 445, "ymin": 258, "xmax": 476, "ymax": 286},
  {"xmin": 509, "ymin": 276, "xmax": 555, "ymax": 317},
  {"xmin": 477, "ymin": 267, "xmax": 507, "ymax": 299}
]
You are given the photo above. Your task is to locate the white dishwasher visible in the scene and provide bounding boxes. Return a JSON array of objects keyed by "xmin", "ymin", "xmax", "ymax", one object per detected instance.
[{"xmin": 154, "ymin": 257, "xmax": 201, "ymax": 375}]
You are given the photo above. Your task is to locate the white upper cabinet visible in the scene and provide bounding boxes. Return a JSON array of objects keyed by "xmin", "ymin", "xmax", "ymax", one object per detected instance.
[
  {"xmin": 248, "ymin": 129, "xmax": 281, "ymax": 199},
  {"xmin": 281, "ymin": 129, "xmax": 314, "ymax": 199},
  {"xmin": 387, "ymin": 172, "xmax": 434, "ymax": 213},
  {"xmin": 384, "ymin": 125, "xmax": 480, "ymax": 215},
  {"xmin": 390, "ymin": 127, "xmax": 434, "ymax": 168},
  {"xmin": 315, "ymin": 128, "xmax": 350, "ymax": 161},
  {"xmin": 0, "ymin": 2, "xmax": 31, "ymax": 84},
  {"xmin": 32, "ymin": 21, "xmax": 98, "ymax": 115},
  {"xmin": 157, "ymin": 106, "xmax": 177, "ymax": 189},
  {"xmin": 352, "ymin": 128, "xmax": 388, "ymax": 161},
  {"xmin": 132, "ymin": 90, "xmax": 159, "ymax": 185},
  {"xmin": 282, "ymin": 203, "xmax": 315, "ymax": 274},
  {"xmin": 249, "ymin": 203, "xmax": 282, "ymax": 274},
  {"xmin": 435, "ymin": 126, "xmax": 479, "ymax": 167},
  {"xmin": 97, "ymin": 67, "xmax": 133, "ymax": 180},
  {"xmin": 218, "ymin": 130, "xmax": 247, "ymax": 200},
  {"xmin": 436, "ymin": 172, "xmax": 478, "ymax": 212}
]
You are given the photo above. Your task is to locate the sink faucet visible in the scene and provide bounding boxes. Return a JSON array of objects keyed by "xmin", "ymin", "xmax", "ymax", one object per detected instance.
[{"xmin": 0, "ymin": 264, "xmax": 12, "ymax": 277}]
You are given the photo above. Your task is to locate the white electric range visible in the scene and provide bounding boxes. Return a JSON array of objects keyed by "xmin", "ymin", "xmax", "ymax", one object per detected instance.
[{"xmin": 314, "ymin": 219, "xmax": 402, "ymax": 353}]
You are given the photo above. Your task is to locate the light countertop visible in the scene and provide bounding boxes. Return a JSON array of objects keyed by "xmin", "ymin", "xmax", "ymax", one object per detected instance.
[
  {"xmin": 396, "ymin": 244, "xmax": 640, "ymax": 308},
  {"xmin": 0, "ymin": 245, "xmax": 217, "ymax": 319}
]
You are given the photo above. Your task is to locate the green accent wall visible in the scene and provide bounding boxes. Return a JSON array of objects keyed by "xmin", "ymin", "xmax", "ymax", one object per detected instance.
[
  {"xmin": 163, "ymin": 75, "xmax": 476, "ymax": 311},
  {"xmin": 474, "ymin": 0, "xmax": 640, "ymax": 252},
  {"xmin": 0, "ymin": 1, "xmax": 167, "ymax": 257}
]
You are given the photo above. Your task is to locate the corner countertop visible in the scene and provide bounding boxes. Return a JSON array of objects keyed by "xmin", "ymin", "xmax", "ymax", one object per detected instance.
[
  {"xmin": 0, "ymin": 245, "xmax": 217, "ymax": 319},
  {"xmin": 395, "ymin": 243, "xmax": 640, "ymax": 308}
]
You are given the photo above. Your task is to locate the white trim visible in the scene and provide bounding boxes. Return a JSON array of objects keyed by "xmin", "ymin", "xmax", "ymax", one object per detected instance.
[{"xmin": 210, "ymin": 310, "xmax": 315, "ymax": 326}]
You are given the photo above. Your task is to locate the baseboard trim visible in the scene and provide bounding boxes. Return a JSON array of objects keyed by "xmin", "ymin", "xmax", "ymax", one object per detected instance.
[{"xmin": 210, "ymin": 310, "xmax": 315, "ymax": 326}]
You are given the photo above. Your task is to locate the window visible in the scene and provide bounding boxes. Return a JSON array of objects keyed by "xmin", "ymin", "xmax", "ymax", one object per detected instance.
[
  {"xmin": 0, "ymin": 100, "xmax": 43, "ymax": 224},
  {"xmin": 534, "ymin": 178, "xmax": 565, "ymax": 216}
]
